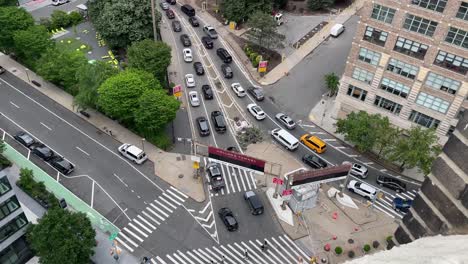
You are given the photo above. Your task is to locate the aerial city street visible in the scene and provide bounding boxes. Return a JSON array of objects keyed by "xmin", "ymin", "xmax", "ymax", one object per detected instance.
[{"xmin": 0, "ymin": 0, "xmax": 467, "ymax": 263}]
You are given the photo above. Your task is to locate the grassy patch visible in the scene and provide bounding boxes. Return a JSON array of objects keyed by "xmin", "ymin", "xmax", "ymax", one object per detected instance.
[{"xmin": 57, "ymin": 38, "xmax": 92, "ymax": 54}]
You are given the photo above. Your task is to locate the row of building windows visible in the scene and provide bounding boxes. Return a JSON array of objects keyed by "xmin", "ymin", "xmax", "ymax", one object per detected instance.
[
  {"xmin": 412, "ymin": 0, "xmax": 447, "ymax": 13},
  {"xmin": 387, "ymin": 58, "xmax": 419, "ymax": 80},
  {"xmin": 403, "ymin": 14, "xmax": 438, "ymax": 37},
  {"xmin": 0, "ymin": 177, "xmax": 12, "ymax": 197},
  {"xmin": 374, "ymin": 96, "xmax": 403, "ymax": 114},
  {"xmin": 446, "ymin": 27, "xmax": 468, "ymax": 49},
  {"xmin": 0, "ymin": 197, "xmax": 20, "ymax": 222},
  {"xmin": 457, "ymin": 2, "xmax": 468, "ymax": 20},
  {"xmin": 425, "ymin": 72, "xmax": 461, "ymax": 95},
  {"xmin": 393, "ymin": 36, "xmax": 428, "ymax": 60},
  {"xmin": 0, "ymin": 213, "xmax": 28, "ymax": 243},
  {"xmin": 352, "ymin": 67, "xmax": 374, "ymax": 85},
  {"xmin": 358, "ymin": 47, "xmax": 381, "ymax": 65},
  {"xmin": 347, "ymin": 85, "xmax": 368, "ymax": 101},
  {"xmin": 380, "ymin": 78, "xmax": 410, "ymax": 98},
  {"xmin": 416, "ymin": 92, "xmax": 450, "ymax": 113},
  {"xmin": 363, "ymin": 26, "xmax": 388, "ymax": 47},
  {"xmin": 371, "ymin": 4, "xmax": 396, "ymax": 24},
  {"xmin": 434, "ymin": 50, "xmax": 468, "ymax": 75},
  {"xmin": 373, "ymin": 1, "xmax": 467, "ymax": 21}
]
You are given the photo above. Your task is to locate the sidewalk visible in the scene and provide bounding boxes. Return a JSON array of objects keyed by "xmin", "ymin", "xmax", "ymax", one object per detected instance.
[{"xmin": 0, "ymin": 53, "xmax": 205, "ymax": 202}]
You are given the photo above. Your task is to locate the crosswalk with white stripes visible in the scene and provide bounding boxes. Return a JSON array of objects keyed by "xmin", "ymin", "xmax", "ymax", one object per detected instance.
[
  {"xmin": 204, "ymin": 158, "xmax": 259, "ymax": 197},
  {"xmin": 374, "ymin": 189, "xmax": 418, "ymax": 219},
  {"xmin": 151, "ymin": 234, "xmax": 311, "ymax": 264},
  {"xmin": 114, "ymin": 187, "xmax": 188, "ymax": 253}
]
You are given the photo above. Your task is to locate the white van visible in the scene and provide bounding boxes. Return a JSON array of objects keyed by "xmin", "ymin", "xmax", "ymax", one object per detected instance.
[
  {"xmin": 271, "ymin": 128, "xmax": 299, "ymax": 151},
  {"xmin": 330, "ymin": 24, "xmax": 345, "ymax": 37},
  {"xmin": 118, "ymin": 143, "xmax": 147, "ymax": 164}
]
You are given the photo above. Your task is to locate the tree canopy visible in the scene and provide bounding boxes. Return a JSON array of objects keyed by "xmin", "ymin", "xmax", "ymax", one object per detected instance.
[
  {"xmin": 27, "ymin": 208, "xmax": 96, "ymax": 264},
  {"xmin": 128, "ymin": 39, "xmax": 171, "ymax": 85},
  {"xmin": 307, "ymin": 0, "xmax": 335, "ymax": 11},
  {"xmin": 324, "ymin": 72, "xmax": 340, "ymax": 96},
  {"xmin": 221, "ymin": 0, "xmax": 246, "ymax": 23},
  {"xmin": 245, "ymin": 11, "xmax": 285, "ymax": 49},
  {"xmin": 0, "ymin": 0, "xmax": 17, "ymax": 6},
  {"xmin": 336, "ymin": 111, "xmax": 382, "ymax": 153},
  {"xmin": 13, "ymin": 25, "xmax": 54, "ymax": 69},
  {"xmin": 0, "ymin": 7, "xmax": 34, "ymax": 52},
  {"xmin": 89, "ymin": 0, "xmax": 160, "ymax": 49}
]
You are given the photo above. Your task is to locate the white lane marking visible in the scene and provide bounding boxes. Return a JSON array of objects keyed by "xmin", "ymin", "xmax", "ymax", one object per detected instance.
[
  {"xmin": 170, "ymin": 186, "xmax": 189, "ymax": 198},
  {"xmin": 154, "ymin": 199, "xmax": 174, "ymax": 213},
  {"xmin": 195, "ymin": 210, "xmax": 213, "ymax": 222},
  {"xmin": 364, "ymin": 162, "xmax": 374, "ymax": 165},
  {"xmin": 75, "ymin": 146, "xmax": 90, "ymax": 156},
  {"xmin": 243, "ymin": 169, "xmax": 252, "ymax": 190},
  {"xmin": 160, "ymin": 195, "xmax": 179, "ymax": 207},
  {"xmin": 167, "ymin": 189, "xmax": 185, "ymax": 202},
  {"xmin": 163, "ymin": 192, "xmax": 182, "ymax": 205},
  {"xmin": 220, "ymin": 245, "xmax": 244, "ymax": 264},
  {"xmin": 155, "ymin": 256, "xmax": 167, "ymax": 264},
  {"xmin": 150, "ymin": 202, "xmax": 170, "ymax": 218},
  {"xmin": 204, "ymin": 248, "xmax": 222, "ymax": 261},
  {"xmin": 250, "ymin": 240, "xmax": 277, "ymax": 264},
  {"xmin": 177, "ymin": 250, "xmax": 196, "ymax": 264},
  {"xmin": 9, "ymin": 101, "xmax": 20, "ymax": 108},
  {"xmin": 323, "ymin": 138, "xmax": 337, "ymax": 142},
  {"xmin": 272, "ymin": 237, "xmax": 296, "ymax": 262},
  {"xmin": 166, "ymin": 254, "xmax": 180, "ymax": 264},
  {"xmin": 185, "ymin": 251, "xmax": 204, "ymax": 264},
  {"xmin": 335, "ymin": 146, "xmax": 346, "ymax": 149},
  {"xmin": 380, "ymin": 169, "xmax": 388, "ymax": 172},
  {"xmin": 240, "ymin": 241, "xmax": 268, "ymax": 264},
  {"xmin": 137, "ymin": 215, "xmax": 156, "ymax": 230},
  {"xmin": 123, "ymin": 227, "xmax": 144, "ymax": 242},
  {"xmin": 132, "ymin": 218, "xmax": 152, "ymax": 233},
  {"xmin": 373, "ymin": 203, "xmax": 398, "ymax": 218},
  {"xmin": 128, "ymin": 222, "xmax": 148, "ymax": 238},
  {"xmin": 142, "ymin": 211, "xmax": 161, "ymax": 225},
  {"xmin": 146, "ymin": 206, "xmax": 165, "ymax": 221},
  {"xmin": 191, "ymin": 250, "xmax": 208, "ymax": 263},
  {"xmin": 91, "ymin": 181, "xmax": 95, "ymax": 208},
  {"xmin": 212, "ymin": 247, "xmax": 235, "ymax": 264},
  {"xmin": 282, "ymin": 235, "xmax": 310, "ymax": 260},
  {"xmin": 40, "ymin": 122, "xmax": 52, "ymax": 130},
  {"xmin": 250, "ymin": 171, "xmax": 257, "ymax": 189},
  {"xmin": 117, "ymin": 233, "xmax": 138, "ymax": 248},
  {"xmin": 400, "ymin": 192, "xmax": 413, "ymax": 200},
  {"xmin": 196, "ymin": 249, "xmax": 214, "ymax": 262},
  {"xmin": 199, "ymin": 201, "xmax": 211, "ymax": 214},
  {"xmin": 237, "ymin": 167, "xmax": 247, "ymax": 191},
  {"xmin": 266, "ymin": 238, "xmax": 293, "ymax": 264},
  {"xmin": 232, "ymin": 167, "xmax": 241, "ymax": 193},
  {"xmin": 113, "ymin": 173, "xmax": 128, "ymax": 187},
  {"xmin": 114, "ymin": 237, "xmax": 134, "ymax": 252},
  {"xmin": 228, "ymin": 244, "xmax": 254, "ymax": 264}
]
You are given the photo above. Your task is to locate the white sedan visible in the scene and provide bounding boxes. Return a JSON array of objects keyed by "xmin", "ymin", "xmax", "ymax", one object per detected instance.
[
  {"xmin": 247, "ymin": 103, "xmax": 266, "ymax": 120},
  {"xmin": 183, "ymin": 48, "xmax": 193, "ymax": 62},
  {"xmin": 275, "ymin": 113, "xmax": 296, "ymax": 129},
  {"xmin": 189, "ymin": 91, "xmax": 200, "ymax": 107},
  {"xmin": 185, "ymin": 74, "xmax": 195, "ymax": 88},
  {"xmin": 231, "ymin": 83, "xmax": 246, "ymax": 97}
]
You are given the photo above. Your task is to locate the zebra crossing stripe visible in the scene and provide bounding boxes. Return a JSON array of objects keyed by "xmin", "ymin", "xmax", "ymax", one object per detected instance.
[
  {"xmin": 240, "ymin": 241, "xmax": 269, "ymax": 264},
  {"xmin": 172, "ymin": 253, "xmax": 186, "ymax": 264},
  {"xmin": 192, "ymin": 249, "xmax": 209, "ymax": 262},
  {"xmin": 220, "ymin": 245, "xmax": 244, "ymax": 264},
  {"xmin": 185, "ymin": 251, "xmax": 204, "ymax": 264},
  {"xmin": 282, "ymin": 235, "xmax": 310, "ymax": 260},
  {"xmin": 151, "ymin": 258, "xmax": 157, "ymax": 264},
  {"xmin": 250, "ymin": 240, "xmax": 276, "ymax": 264},
  {"xmin": 163, "ymin": 192, "xmax": 182, "ymax": 205},
  {"xmin": 227, "ymin": 244, "xmax": 254, "ymax": 264},
  {"xmin": 256, "ymin": 239, "xmax": 284, "ymax": 264},
  {"xmin": 212, "ymin": 247, "xmax": 235, "ymax": 264},
  {"xmin": 133, "ymin": 218, "xmax": 152, "ymax": 233},
  {"xmin": 373, "ymin": 203, "xmax": 396, "ymax": 218},
  {"xmin": 155, "ymin": 199, "xmax": 174, "ymax": 213},
  {"xmin": 379, "ymin": 198, "xmax": 393, "ymax": 207},
  {"xmin": 114, "ymin": 237, "xmax": 134, "ymax": 252},
  {"xmin": 177, "ymin": 250, "xmax": 196, "ymax": 264},
  {"xmin": 221, "ymin": 164, "xmax": 233, "ymax": 194},
  {"xmin": 170, "ymin": 186, "xmax": 189, "ymax": 199},
  {"xmin": 407, "ymin": 191, "xmax": 416, "ymax": 198},
  {"xmin": 137, "ymin": 215, "xmax": 157, "ymax": 230},
  {"xmin": 159, "ymin": 196, "xmax": 178, "ymax": 209},
  {"xmin": 151, "ymin": 202, "xmax": 170, "ymax": 218},
  {"xmin": 204, "ymin": 247, "xmax": 222, "ymax": 261},
  {"xmin": 238, "ymin": 168, "xmax": 247, "ymax": 191},
  {"xmin": 234, "ymin": 243, "xmax": 261, "ymax": 264},
  {"xmin": 123, "ymin": 227, "xmax": 144, "ymax": 242},
  {"xmin": 243, "ymin": 169, "xmax": 252, "ymax": 190},
  {"xmin": 271, "ymin": 237, "xmax": 296, "ymax": 262},
  {"xmin": 142, "ymin": 211, "xmax": 161, "ymax": 225},
  {"xmin": 250, "ymin": 171, "xmax": 257, "ymax": 189},
  {"xmin": 266, "ymin": 238, "xmax": 293, "ymax": 264},
  {"xmin": 196, "ymin": 248, "xmax": 214, "ymax": 262},
  {"xmin": 147, "ymin": 206, "xmax": 166, "ymax": 221},
  {"xmin": 117, "ymin": 232, "xmax": 138, "ymax": 248},
  {"xmin": 167, "ymin": 189, "xmax": 186, "ymax": 203},
  {"xmin": 232, "ymin": 167, "xmax": 241, "ymax": 192},
  {"xmin": 400, "ymin": 193, "xmax": 413, "ymax": 200},
  {"xmin": 166, "ymin": 254, "xmax": 179, "ymax": 264},
  {"xmin": 128, "ymin": 222, "xmax": 149, "ymax": 238}
]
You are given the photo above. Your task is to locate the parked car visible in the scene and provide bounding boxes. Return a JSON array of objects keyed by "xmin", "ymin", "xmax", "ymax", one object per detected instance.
[
  {"xmin": 218, "ymin": 207, "xmax": 238, "ymax": 231},
  {"xmin": 231, "ymin": 83, "xmax": 246, "ymax": 97},
  {"xmin": 392, "ymin": 197, "xmax": 412, "ymax": 213},
  {"xmin": 211, "ymin": 111, "xmax": 226, "ymax": 133},
  {"xmin": 118, "ymin": 143, "xmax": 147, "ymax": 164},
  {"xmin": 203, "ymin": 25, "xmax": 218, "ymax": 39},
  {"xmin": 202, "ymin": 36, "xmax": 213, "ymax": 49},
  {"xmin": 376, "ymin": 175, "xmax": 406, "ymax": 193},
  {"xmin": 206, "ymin": 162, "xmax": 225, "ymax": 191},
  {"xmin": 166, "ymin": 0, "xmax": 176, "ymax": 4},
  {"xmin": 193, "ymin": 62, "xmax": 204, "ymax": 75},
  {"xmin": 165, "ymin": 9, "xmax": 175, "ymax": 19},
  {"xmin": 244, "ymin": 191, "xmax": 264, "ymax": 215},
  {"xmin": 188, "ymin": 91, "xmax": 200, "ymax": 107},
  {"xmin": 181, "ymin": 4, "xmax": 195, "ymax": 17},
  {"xmin": 0, "ymin": 66, "xmax": 6, "ymax": 74},
  {"xmin": 160, "ymin": 2, "xmax": 169, "ymax": 10},
  {"xmin": 350, "ymin": 163, "xmax": 368, "ymax": 179},
  {"xmin": 275, "ymin": 113, "xmax": 296, "ymax": 130},
  {"xmin": 50, "ymin": 157, "xmax": 74, "ymax": 175},
  {"xmin": 172, "ymin": 21, "xmax": 182, "ymax": 32},
  {"xmin": 32, "ymin": 144, "xmax": 55, "ymax": 161},
  {"xmin": 300, "ymin": 134, "xmax": 326, "ymax": 154},
  {"xmin": 188, "ymin": 16, "xmax": 199, "ymax": 27},
  {"xmin": 247, "ymin": 86, "xmax": 264, "ymax": 101},
  {"xmin": 13, "ymin": 131, "xmax": 35, "ymax": 148},
  {"xmin": 196, "ymin": 117, "xmax": 210, "ymax": 136},
  {"xmin": 221, "ymin": 64, "xmax": 233, "ymax": 78},
  {"xmin": 247, "ymin": 104, "xmax": 266, "ymax": 120},
  {"xmin": 51, "ymin": 0, "xmax": 69, "ymax": 6},
  {"xmin": 347, "ymin": 180, "xmax": 377, "ymax": 200},
  {"xmin": 202, "ymin": 85, "xmax": 213, "ymax": 100},
  {"xmin": 183, "ymin": 48, "xmax": 193, "ymax": 62},
  {"xmin": 216, "ymin": 48, "xmax": 232, "ymax": 63},
  {"xmin": 180, "ymin": 34, "xmax": 191, "ymax": 47},
  {"xmin": 185, "ymin": 74, "xmax": 195, "ymax": 88},
  {"xmin": 302, "ymin": 154, "xmax": 327, "ymax": 169}
]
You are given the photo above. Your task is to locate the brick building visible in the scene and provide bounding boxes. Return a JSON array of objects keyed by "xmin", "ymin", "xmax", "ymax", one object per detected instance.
[{"xmin": 332, "ymin": 0, "xmax": 468, "ymax": 144}]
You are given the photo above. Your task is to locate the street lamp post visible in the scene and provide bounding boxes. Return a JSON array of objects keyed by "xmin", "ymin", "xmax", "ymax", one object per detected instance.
[
  {"xmin": 25, "ymin": 68, "xmax": 31, "ymax": 83},
  {"xmin": 150, "ymin": 0, "xmax": 159, "ymax": 41},
  {"xmin": 141, "ymin": 138, "xmax": 146, "ymax": 152}
]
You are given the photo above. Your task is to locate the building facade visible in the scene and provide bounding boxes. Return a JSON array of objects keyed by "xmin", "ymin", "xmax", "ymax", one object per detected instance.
[
  {"xmin": 0, "ymin": 170, "xmax": 33, "ymax": 264},
  {"xmin": 333, "ymin": 0, "xmax": 468, "ymax": 144}
]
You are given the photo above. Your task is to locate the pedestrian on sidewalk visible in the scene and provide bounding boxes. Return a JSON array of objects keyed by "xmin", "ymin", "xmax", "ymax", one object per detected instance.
[
  {"xmin": 221, "ymin": 255, "xmax": 225, "ymax": 263},
  {"xmin": 260, "ymin": 240, "xmax": 269, "ymax": 252}
]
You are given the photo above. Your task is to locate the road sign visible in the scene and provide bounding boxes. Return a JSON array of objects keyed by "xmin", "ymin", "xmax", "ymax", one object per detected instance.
[
  {"xmin": 273, "ymin": 177, "xmax": 284, "ymax": 185},
  {"xmin": 174, "ymin": 91, "xmax": 182, "ymax": 98},
  {"xmin": 193, "ymin": 161, "xmax": 199, "ymax": 169},
  {"xmin": 258, "ymin": 60, "xmax": 268, "ymax": 73},
  {"xmin": 282, "ymin": 189, "xmax": 293, "ymax": 196},
  {"xmin": 229, "ymin": 21, "xmax": 236, "ymax": 30},
  {"xmin": 109, "ymin": 232, "xmax": 118, "ymax": 241}
]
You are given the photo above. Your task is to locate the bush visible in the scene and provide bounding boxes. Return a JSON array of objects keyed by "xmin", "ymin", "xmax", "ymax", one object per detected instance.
[
  {"xmin": 335, "ymin": 246, "xmax": 343, "ymax": 255},
  {"xmin": 363, "ymin": 244, "xmax": 371, "ymax": 252},
  {"xmin": 348, "ymin": 250, "xmax": 355, "ymax": 258},
  {"xmin": 249, "ymin": 52, "xmax": 258, "ymax": 63},
  {"xmin": 253, "ymin": 55, "xmax": 261, "ymax": 68},
  {"xmin": 147, "ymin": 132, "xmax": 172, "ymax": 151},
  {"xmin": 372, "ymin": 241, "xmax": 380, "ymax": 248},
  {"xmin": 68, "ymin": 11, "xmax": 83, "ymax": 26},
  {"xmin": 17, "ymin": 168, "xmax": 59, "ymax": 209},
  {"xmin": 39, "ymin": 17, "xmax": 53, "ymax": 31},
  {"xmin": 386, "ymin": 236, "xmax": 393, "ymax": 242},
  {"xmin": 51, "ymin": 10, "xmax": 71, "ymax": 29}
]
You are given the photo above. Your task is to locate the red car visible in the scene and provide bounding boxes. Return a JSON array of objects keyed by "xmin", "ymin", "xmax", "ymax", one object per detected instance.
[{"xmin": 166, "ymin": 9, "xmax": 175, "ymax": 19}]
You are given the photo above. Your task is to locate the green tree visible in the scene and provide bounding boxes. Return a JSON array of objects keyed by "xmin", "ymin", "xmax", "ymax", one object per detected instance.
[
  {"xmin": 307, "ymin": 0, "xmax": 335, "ymax": 11},
  {"xmin": 13, "ymin": 25, "xmax": 54, "ymax": 69},
  {"xmin": 335, "ymin": 111, "xmax": 383, "ymax": 153},
  {"xmin": 0, "ymin": 7, "xmax": 34, "ymax": 52},
  {"xmin": 36, "ymin": 48, "xmax": 88, "ymax": 95},
  {"xmin": 97, "ymin": 69, "xmax": 160, "ymax": 125},
  {"xmin": 388, "ymin": 126, "xmax": 441, "ymax": 174},
  {"xmin": 246, "ymin": 0, "xmax": 273, "ymax": 15},
  {"xmin": 27, "ymin": 208, "xmax": 96, "ymax": 264},
  {"xmin": 245, "ymin": 11, "xmax": 285, "ymax": 49},
  {"xmin": 324, "ymin": 72, "xmax": 339, "ymax": 96},
  {"xmin": 221, "ymin": 0, "xmax": 246, "ymax": 23},
  {"xmin": 50, "ymin": 10, "xmax": 71, "ymax": 29},
  {"xmin": 127, "ymin": 39, "xmax": 171, "ymax": 85},
  {"xmin": 0, "ymin": 0, "xmax": 17, "ymax": 6},
  {"xmin": 134, "ymin": 89, "xmax": 180, "ymax": 135},
  {"xmin": 89, "ymin": 0, "xmax": 159, "ymax": 49},
  {"xmin": 374, "ymin": 121, "xmax": 400, "ymax": 159},
  {"xmin": 74, "ymin": 61, "xmax": 119, "ymax": 110}
]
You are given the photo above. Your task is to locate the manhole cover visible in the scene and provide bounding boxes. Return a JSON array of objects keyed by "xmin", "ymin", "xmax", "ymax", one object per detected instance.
[
  {"xmin": 178, "ymin": 174, "xmax": 184, "ymax": 179},
  {"xmin": 348, "ymin": 239, "xmax": 354, "ymax": 244},
  {"xmin": 176, "ymin": 157, "xmax": 181, "ymax": 161}
]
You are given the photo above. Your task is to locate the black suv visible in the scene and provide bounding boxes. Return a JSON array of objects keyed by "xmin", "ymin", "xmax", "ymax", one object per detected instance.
[
  {"xmin": 188, "ymin": 16, "xmax": 199, "ymax": 27},
  {"xmin": 302, "ymin": 154, "xmax": 327, "ymax": 169},
  {"xmin": 216, "ymin": 48, "xmax": 232, "ymax": 63},
  {"xmin": 207, "ymin": 162, "xmax": 225, "ymax": 191},
  {"xmin": 32, "ymin": 144, "xmax": 55, "ymax": 161},
  {"xmin": 14, "ymin": 131, "xmax": 35, "ymax": 148},
  {"xmin": 221, "ymin": 64, "xmax": 233, "ymax": 79},
  {"xmin": 244, "ymin": 191, "xmax": 264, "ymax": 215},
  {"xmin": 201, "ymin": 36, "xmax": 213, "ymax": 49},
  {"xmin": 166, "ymin": 0, "xmax": 176, "ymax": 4},
  {"xmin": 211, "ymin": 111, "xmax": 226, "ymax": 133},
  {"xmin": 376, "ymin": 175, "xmax": 406, "ymax": 193},
  {"xmin": 202, "ymin": 85, "xmax": 213, "ymax": 100},
  {"xmin": 172, "ymin": 21, "xmax": 182, "ymax": 32},
  {"xmin": 247, "ymin": 86, "xmax": 265, "ymax": 101},
  {"xmin": 193, "ymin": 62, "xmax": 204, "ymax": 75},
  {"xmin": 218, "ymin": 208, "xmax": 238, "ymax": 231},
  {"xmin": 50, "ymin": 157, "xmax": 74, "ymax": 175},
  {"xmin": 180, "ymin": 34, "xmax": 191, "ymax": 47},
  {"xmin": 196, "ymin": 117, "xmax": 210, "ymax": 137}
]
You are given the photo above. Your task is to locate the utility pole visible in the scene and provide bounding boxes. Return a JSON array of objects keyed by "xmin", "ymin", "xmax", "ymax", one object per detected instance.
[{"xmin": 150, "ymin": 0, "xmax": 158, "ymax": 41}]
